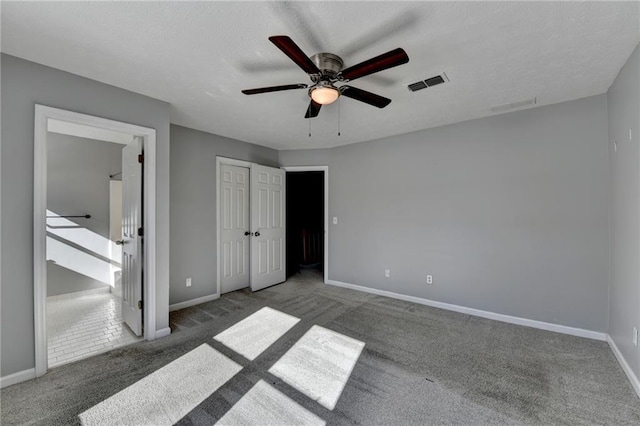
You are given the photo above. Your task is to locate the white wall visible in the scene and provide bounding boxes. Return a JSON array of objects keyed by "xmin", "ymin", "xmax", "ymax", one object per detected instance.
[
  {"xmin": 607, "ymin": 42, "xmax": 640, "ymax": 381},
  {"xmin": 281, "ymin": 94, "xmax": 610, "ymax": 332}
]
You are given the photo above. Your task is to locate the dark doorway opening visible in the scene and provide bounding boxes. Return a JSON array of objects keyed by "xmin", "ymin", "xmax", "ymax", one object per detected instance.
[{"xmin": 286, "ymin": 171, "xmax": 324, "ymax": 278}]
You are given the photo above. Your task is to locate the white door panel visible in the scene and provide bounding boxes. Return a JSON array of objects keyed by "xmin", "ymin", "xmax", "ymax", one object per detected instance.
[
  {"xmin": 121, "ymin": 137, "xmax": 142, "ymax": 336},
  {"xmin": 251, "ymin": 164, "xmax": 286, "ymax": 291},
  {"xmin": 220, "ymin": 164, "xmax": 250, "ymax": 293}
]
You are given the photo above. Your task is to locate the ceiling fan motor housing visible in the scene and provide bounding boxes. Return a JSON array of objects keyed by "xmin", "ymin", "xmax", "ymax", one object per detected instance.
[{"xmin": 310, "ymin": 53, "xmax": 344, "ymax": 81}]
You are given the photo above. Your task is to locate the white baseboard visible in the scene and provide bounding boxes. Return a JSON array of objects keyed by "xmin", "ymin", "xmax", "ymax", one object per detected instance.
[
  {"xmin": 169, "ymin": 293, "xmax": 219, "ymax": 312},
  {"xmin": 155, "ymin": 327, "xmax": 172, "ymax": 339},
  {"xmin": 325, "ymin": 280, "xmax": 607, "ymax": 341},
  {"xmin": 607, "ymin": 335, "xmax": 640, "ymax": 399},
  {"xmin": 0, "ymin": 368, "xmax": 36, "ymax": 389}
]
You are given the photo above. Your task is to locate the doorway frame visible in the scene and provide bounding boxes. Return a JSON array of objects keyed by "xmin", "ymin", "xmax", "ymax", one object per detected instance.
[
  {"xmin": 33, "ymin": 105, "xmax": 158, "ymax": 377},
  {"xmin": 281, "ymin": 166, "xmax": 329, "ymax": 283}
]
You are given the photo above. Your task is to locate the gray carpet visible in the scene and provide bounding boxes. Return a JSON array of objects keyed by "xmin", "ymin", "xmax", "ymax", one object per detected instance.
[{"xmin": 2, "ymin": 270, "xmax": 639, "ymax": 425}]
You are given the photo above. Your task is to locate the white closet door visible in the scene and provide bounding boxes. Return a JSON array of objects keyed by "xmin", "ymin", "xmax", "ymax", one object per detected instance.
[
  {"xmin": 220, "ymin": 164, "xmax": 251, "ymax": 293},
  {"xmin": 250, "ymin": 164, "xmax": 286, "ymax": 291}
]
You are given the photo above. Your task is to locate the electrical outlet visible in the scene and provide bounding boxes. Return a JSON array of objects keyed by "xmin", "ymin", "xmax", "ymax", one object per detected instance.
[
  {"xmin": 427, "ymin": 275, "xmax": 433, "ymax": 285},
  {"xmin": 333, "ymin": 216, "xmax": 338, "ymax": 225},
  {"xmin": 186, "ymin": 277, "xmax": 192, "ymax": 287},
  {"xmin": 385, "ymin": 269, "xmax": 391, "ymax": 278},
  {"xmin": 633, "ymin": 327, "xmax": 638, "ymax": 347}
]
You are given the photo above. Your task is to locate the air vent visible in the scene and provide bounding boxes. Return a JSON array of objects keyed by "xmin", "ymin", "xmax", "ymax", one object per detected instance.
[
  {"xmin": 424, "ymin": 75, "xmax": 445, "ymax": 87},
  {"xmin": 408, "ymin": 73, "xmax": 448, "ymax": 92},
  {"xmin": 490, "ymin": 97, "xmax": 537, "ymax": 113},
  {"xmin": 408, "ymin": 81, "xmax": 427, "ymax": 92}
]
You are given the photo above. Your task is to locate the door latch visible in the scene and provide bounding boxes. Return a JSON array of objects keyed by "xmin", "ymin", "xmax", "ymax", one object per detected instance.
[{"xmin": 137, "ymin": 300, "xmax": 143, "ymax": 310}]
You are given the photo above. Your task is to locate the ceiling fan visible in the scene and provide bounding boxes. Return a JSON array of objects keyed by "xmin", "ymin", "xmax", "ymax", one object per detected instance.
[{"xmin": 242, "ymin": 36, "xmax": 409, "ymax": 118}]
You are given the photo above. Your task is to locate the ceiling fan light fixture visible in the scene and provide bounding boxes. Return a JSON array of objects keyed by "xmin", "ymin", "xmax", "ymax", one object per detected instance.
[{"xmin": 311, "ymin": 86, "xmax": 340, "ymax": 105}]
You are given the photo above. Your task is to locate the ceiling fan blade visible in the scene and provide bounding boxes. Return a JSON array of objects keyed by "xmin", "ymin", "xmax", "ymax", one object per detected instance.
[
  {"xmin": 269, "ymin": 35, "xmax": 321, "ymax": 75},
  {"xmin": 242, "ymin": 84, "xmax": 308, "ymax": 95},
  {"xmin": 304, "ymin": 100, "xmax": 322, "ymax": 118},
  {"xmin": 340, "ymin": 85, "xmax": 391, "ymax": 108},
  {"xmin": 339, "ymin": 48, "xmax": 409, "ymax": 81}
]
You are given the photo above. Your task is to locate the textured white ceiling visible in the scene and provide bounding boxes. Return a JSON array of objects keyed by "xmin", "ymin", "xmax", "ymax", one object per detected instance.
[{"xmin": 2, "ymin": 1, "xmax": 639, "ymax": 150}]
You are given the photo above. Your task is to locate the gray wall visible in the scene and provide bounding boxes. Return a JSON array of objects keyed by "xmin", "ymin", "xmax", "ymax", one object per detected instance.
[
  {"xmin": 47, "ymin": 133, "xmax": 122, "ymax": 296},
  {"xmin": 280, "ymin": 94, "xmax": 610, "ymax": 332},
  {"xmin": 607, "ymin": 43, "xmax": 640, "ymax": 379},
  {"xmin": 170, "ymin": 124, "xmax": 278, "ymax": 305},
  {"xmin": 46, "ymin": 264, "xmax": 107, "ymax": 297},
  {"xmin": 1, "ymin": 54, "xmax": 171, "ymax": 378},
  {"xmin": 279, "ymin": 148, "xmax": 331, "ymax": 167}
]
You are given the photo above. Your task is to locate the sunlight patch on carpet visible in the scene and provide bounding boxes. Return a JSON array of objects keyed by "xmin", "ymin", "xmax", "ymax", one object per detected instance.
[
  {"xmin": 268, "ymin": 325, "xmax": 365, "ymax": 410},
  {"xmin": 216, "ymin": 380, "xmax": 325, "ymax": 425},
  {"xmin": 214, "ymin": 306, "xmax": 300, "ymax": 360},
  {"xmin": 79, "ymin": 344, "xmax": 242, "ymax": 426}
]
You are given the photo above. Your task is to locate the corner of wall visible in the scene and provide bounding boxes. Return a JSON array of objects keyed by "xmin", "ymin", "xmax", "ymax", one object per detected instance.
[
  {"xmin": 607, "ymin": 335, "xmax": 640, "ymax": 399},
  {"xmin": 605, "ymin": 40, "xmax": 640, "ymax": 387}
]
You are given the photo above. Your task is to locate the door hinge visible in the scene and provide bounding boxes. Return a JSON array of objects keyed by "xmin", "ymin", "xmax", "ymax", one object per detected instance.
[
  {"xmin": 137, "ymin": 300, "xmax": 143, "ymax": 310},
  {"xmin": 138, "ymin": 227, "xmax": 144, "ymax": 237},
  {"xmin": 138, "ymin": 154, "xmax": 144, "ymax": 164}
]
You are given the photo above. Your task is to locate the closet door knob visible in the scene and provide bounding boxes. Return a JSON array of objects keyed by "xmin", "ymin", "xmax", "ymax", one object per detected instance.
[
  {"xmin": 254, "ymin": 231, "xmax": 260, "ymax": 237},
  {"xmin": 244, "ymin": 231, "xmax": 251, "ymax": 236}
]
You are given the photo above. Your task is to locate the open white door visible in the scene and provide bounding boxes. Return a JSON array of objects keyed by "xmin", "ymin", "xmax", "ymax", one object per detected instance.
[
  {"xmin": 120, "ymin": 137, "xmax": 143, "ymax": 336},
  {"xmin": 250, "ymin": 164, "xmax": 286, "ymax": 291},
  {"xmin": 220, "ymin": 164, "xmax": 251, "ymax": 293}
]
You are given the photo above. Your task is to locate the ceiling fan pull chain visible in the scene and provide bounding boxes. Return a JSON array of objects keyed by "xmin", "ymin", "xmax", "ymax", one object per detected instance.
[
  {"xmin": 308, "ymin": 109, "xmax": 312, "ymax": 137},
  {"xmin": 338, "ymin": 97, "xmax": 341, "ymax": 136}
]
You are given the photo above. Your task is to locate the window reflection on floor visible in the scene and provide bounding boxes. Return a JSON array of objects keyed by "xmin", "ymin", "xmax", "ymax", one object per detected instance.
[
  {"xmin": 269, "ymin": 325, "xmax": 365, "ymax": 410},
  {"xmin": 79, "ymin": 344, "xmax": 242, "ymax": 426},
  {"xmin": 213, "ymin": 306, "xmax": 300, "ymax": 360},
  {"xmin": 78, "ymin": 307, "xmax": 365, "ymax": 424},
  {"xmin": 216, "ymin": 380, "xmax": 325, "ymax": 426}
]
